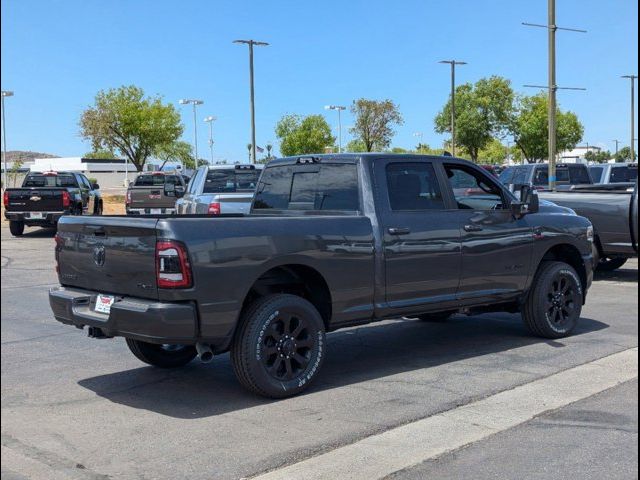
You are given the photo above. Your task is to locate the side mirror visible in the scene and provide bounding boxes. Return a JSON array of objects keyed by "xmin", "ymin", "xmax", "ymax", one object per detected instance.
[
  {"xmin": 512, "ymin": 185, "xmax": 540, "ymax": 217},
  {"xmin": 91, "ymin": 182, "xmax": 100, "ymax": 190}
]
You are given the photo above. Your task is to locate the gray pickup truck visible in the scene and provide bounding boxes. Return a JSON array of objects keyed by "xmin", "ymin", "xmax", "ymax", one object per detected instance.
[
  {"xmin": 49, "ymin": 154, "xmax": 594, "ymax": 398},
  {"xmin": 126, "ymin": 172, "xmax": 186, "ymax": 215},
  {"xmin": 588, "ymin": 163, "xmax": 637, "ymax": 185},
  {"xmin": 540, "ymin": 182, "xmax": 638, "ymax": 271},
  {"xmin": 175, "ymin": 164, "xmax": 262, "ymax": 215}
]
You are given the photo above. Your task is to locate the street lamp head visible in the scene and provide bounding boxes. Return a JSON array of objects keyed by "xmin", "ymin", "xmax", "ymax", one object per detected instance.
[
  {"xmin": 439, "ymin": 60, "xmax": 467, "ymax": 65},
  {"xmin": 204, "ymin": 116, "xmax": 217, "ymax": 122},
  {"xmin": 621, "ymin": 75, "xmax": 638, "ymax": 79},
  {"xmin": 325, "ymin": 105, "xmax": 346, "ymax": 111},
  {"xmin": 233, "ymin": 39, "xmax": 269, "ymax": 46},
  {"xmin": 1, "ymin": 91, "xmax": 14, "ymax": 97},
  {"xmin": 179, "ymin": 99, "xmax": 204, "ymax": 106}
]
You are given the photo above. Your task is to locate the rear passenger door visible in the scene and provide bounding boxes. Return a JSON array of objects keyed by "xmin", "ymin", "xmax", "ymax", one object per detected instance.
[
  {"xmin": 442, "ymin": 163, "xmax": 533, "ymax": 301},
  {"xmin": 375, "ymin": 159, "xmax": 462, "ymax": 312}
]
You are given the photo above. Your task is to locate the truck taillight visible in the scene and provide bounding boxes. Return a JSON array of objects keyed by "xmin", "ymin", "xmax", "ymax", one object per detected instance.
[
  {"xmin": 208, "ymin": 202, "xmax": 221, "ymax": 215},
  {"xmin": 3, "ymin": 191, "xmax": 8, "ymax": 207},
  {"xmin": 126, "ymin": 191, "xmax": 131, "ymax": 205},
  {"xmin": 54, "ymin": 233, "xmax": 64, "ymax": 274},
  {"xmin": 156, "ymin": 240, "xmax": 192, "ymax": 289},
  {"xmin": 61, "ymin": 191, "xmax": 71, "ymax": 208}
]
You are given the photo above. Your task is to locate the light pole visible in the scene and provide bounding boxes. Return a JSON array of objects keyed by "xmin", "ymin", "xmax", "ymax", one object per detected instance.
[
  {"xmin": 613, "ymin": 139, "xmax": 621, "ymax": 157},
  {"xmin": 234, "ymin": 39, "xmax": 269, "ymax": 164},
  {"xmin": 439, "ymin": 60, "xmax": 467, "ymax": 156},
  {"xmin": 179, "ymin": 99, "xmax": 204, "ymax": 164},
  {"xmin": 621, "ymin": 75, "xmax": 638, "ymax": 163},
  {"xmin": 1, "ymin": 90, "xmax": 14, "ymax": 189},
  {"xmin": 324, "ymin": 105, "xmax": 346, "ymax": 153},
  {"xmin": 413, "ymin": 132, "xmax": 424, "ymax": 152},
  {"xmin": 203, "ymin": 116, "xmax": 216, "ymax": 165}
]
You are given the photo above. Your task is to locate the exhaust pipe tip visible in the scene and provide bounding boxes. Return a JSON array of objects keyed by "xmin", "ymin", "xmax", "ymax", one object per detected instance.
[{"xmin": 196, "ymin": 343, "xmax": 214, "ymax": 363}]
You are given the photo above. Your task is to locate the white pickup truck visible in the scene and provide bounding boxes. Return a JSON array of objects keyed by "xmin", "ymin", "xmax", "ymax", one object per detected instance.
[{"xmin": 175, "ymin": 164, "xmax": 263, "ymax": 215}]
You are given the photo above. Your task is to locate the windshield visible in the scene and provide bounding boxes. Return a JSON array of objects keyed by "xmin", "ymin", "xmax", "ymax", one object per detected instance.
[
  {"xmin": 23, "ymin": 174, "xmax": 77, "ymax": 188},
  {"xmin": 134, "ymin": 175, "xmax": 181, "ymax": 186},
  {"xmin": 203, "ymin": 169, "xmax": 260, "ymax": 193}
]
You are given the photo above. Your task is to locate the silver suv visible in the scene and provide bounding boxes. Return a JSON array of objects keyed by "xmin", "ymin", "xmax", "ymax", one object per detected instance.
[{"xmin": 176, "ymin": 164, "xmax": 263, "ymax": 215}]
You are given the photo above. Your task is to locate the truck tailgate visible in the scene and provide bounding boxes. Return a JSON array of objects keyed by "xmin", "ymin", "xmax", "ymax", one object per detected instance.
[
  {"xmin": 6, "ymin": 188, "xmax": 65, "ymax": 212},
  {"xmin": 129, "ymin": 187, "xmax": 176, "ymax": 209},
  {"xmin": 56, "ymin": 216, "xmax": 160, "ymax": 299}
]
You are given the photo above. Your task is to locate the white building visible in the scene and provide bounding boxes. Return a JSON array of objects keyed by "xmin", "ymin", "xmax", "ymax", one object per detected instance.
[{"xmin": 559, "ymin": 146, "xmax": 603, "ymax": 164}]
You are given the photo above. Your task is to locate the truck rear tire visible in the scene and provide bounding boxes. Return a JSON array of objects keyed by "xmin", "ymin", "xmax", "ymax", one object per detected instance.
[
  {"xmin": 125, "ymin": 339, "xmax": 197, "ymax": 368},
  {"xmin": 597, "ymin": 257, "xmax": 627, "ymax": 272},
  {"xmin": 231, "ymin": 294, "xmax": 326, "ymax": 398},
  {"xmin": 9, "ymin": 221, "xmax": 24, "ymax": 237},
  {"xmin": 522, "ymin": 261, "xmax": 582, "ymax": 339}
]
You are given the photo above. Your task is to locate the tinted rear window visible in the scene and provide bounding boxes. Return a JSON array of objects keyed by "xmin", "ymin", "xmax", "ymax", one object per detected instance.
[
  {"xmin": 609, "ymin": 165, "xmax": 638, "ymax": 183},
  {"xmin": 203, "ymin": 169, "xmax": 260, "ymax": 193},
  {"xmin": 533, "ymin": 167, "xmax": 570, "ymax": 186},
  {"xmin": 23, "ymin": 174, "xmax": 77, "ymax": 188},
  {"xmin": 589, "ymin": 166, "xmax": 604, "ymax": 183},
  {"xmin": 134, "ymin": 175, "xmax": 181, "ymax": 186},
  {"xmin": 253, "ymin": 164, "xmax": 359, "ymax": 211},
  {"xmin": 569, "ymin": 165, "xmax": 592, "ymax": 184}
]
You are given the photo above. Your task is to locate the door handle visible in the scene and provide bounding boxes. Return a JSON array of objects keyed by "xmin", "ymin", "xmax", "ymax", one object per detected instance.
[
  {"xmin": 463, "ymin": 224, "xmax": 483, "ymax": 232},
  {"xmin": 388, "ymin": 227, "xmax": 411, "ymax": 235}
]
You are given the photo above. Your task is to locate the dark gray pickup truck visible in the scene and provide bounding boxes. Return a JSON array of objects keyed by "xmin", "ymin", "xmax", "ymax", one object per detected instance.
[
  {"xmin": 49, "ymin": 154, "xmax": 594, "ymax": 398},
  {"xmin": 540, "ymin": 182, "xmax": 638, "ymax": 271}
]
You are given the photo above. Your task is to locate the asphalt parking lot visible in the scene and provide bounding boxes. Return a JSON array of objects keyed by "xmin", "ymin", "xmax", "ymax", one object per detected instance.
[{"xmin": 1, "ymin": 225, "xmax": 638, "ymax": 480}]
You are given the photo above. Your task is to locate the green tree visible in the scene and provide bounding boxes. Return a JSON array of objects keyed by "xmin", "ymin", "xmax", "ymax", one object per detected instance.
[
  {"xmin": 8, "ymin": 158, "xmax": 24, "ymax": 187},
  {"xmin": 154, "ymin": 140, "xmax": 195, "ymax": 169},
  {"xmin": 509, "ymin": 92, "xmax": 584, "ymax": 163},
  {"xmin": 584, "ymin": 150, "xmax": 612, "ymax": 164},
  {"xmin": 345, "ymin": 139, "xmax": 367, "ymax": 152},
  {"xmin": 477, "ymin": 138, "xmax": 509, "ymax": 164},
  {"xmin": 80, "ymin": 85, "xmax": 183, "ymax": 172},
  {"xmin": 84, "ymin": 149, "xmax": 117, "ymax": 159},
  {"xmin": 275, "ymin": 114, "xmax": 335, "ymax": 156},
  {"xmin": 435, "ymin": 76, "xmax": 515, "ymax": 162},
  {"xmin": 614, "ymin": 146, "xmax": 638, "ymax": 162},
  {"xmin": 350, "ymin": 99, "xmax": 403, "ymax": 152}
]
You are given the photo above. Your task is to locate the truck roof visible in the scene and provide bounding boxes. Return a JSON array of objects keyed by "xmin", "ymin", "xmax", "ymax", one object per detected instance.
[{"xmin": 267, "ymin": 153, "xmax": 471, "ymax": 167}]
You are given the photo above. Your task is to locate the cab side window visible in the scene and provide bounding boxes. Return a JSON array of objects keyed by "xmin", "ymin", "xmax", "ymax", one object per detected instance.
[
  {"xmin": 444, "ymin": 164, "xmax": 505, "ymax": 210},
  {"xmin": 385, "ymin": 163, "xmax": 445, "ymax": 211}
]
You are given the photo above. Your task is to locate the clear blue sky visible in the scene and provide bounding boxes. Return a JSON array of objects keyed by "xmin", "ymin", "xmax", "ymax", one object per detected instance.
[{"xmin": 1, "ymin": 0, "xmax": 638, "ymax": 162}]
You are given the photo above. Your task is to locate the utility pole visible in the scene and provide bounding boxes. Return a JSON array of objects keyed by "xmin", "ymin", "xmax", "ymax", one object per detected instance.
[
  {"xmin": 179, "ymin": 99, "xmax": 204, "ymax": 163},
  {"xmin": 324, "ymin": 105, "xmax": 346, "ymax": 153},
  {"xmin": 234, "ymin": 39, "xmax": 269, "ymax": 164},
  {"xmin": 523, "ymin": 1, "xmax": 586, "ymax": 190},
  {"xmin": 1, "ymin": 91, "xmax": 14, "ymax": 190},
  {"xmin": 613, "ymin": 139, "xmax": 621, "ymax": 157},
  {"xmin": 204, "ymin": 116, "xmax": 216, "ymax": 164},
  {"xmin": 439, "ymin": 60, "xmax": 467, "ymax": 157},
  {"xmin": 621, "ymin": 75, "xmax": 637, "ymax": 162},
  {"xmin": 413, "ymin": 132, "xmax": 424, "ymax": 152}
]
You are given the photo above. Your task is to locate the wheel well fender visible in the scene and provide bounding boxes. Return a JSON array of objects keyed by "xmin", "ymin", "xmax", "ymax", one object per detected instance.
[{"xmin": 537, "ymin": 243, "xmax": 588, "ymax": 296}]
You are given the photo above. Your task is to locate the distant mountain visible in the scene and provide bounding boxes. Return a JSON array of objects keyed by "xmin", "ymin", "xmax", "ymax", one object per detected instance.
[{"xmin": 4, "ymin": 151, "xmax": 59, "ymax": 163}]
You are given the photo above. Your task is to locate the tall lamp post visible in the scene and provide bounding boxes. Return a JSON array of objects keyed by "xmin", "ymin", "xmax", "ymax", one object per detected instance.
[
  {"xmin": 413, "ymin": 132, "xmax": 424, "ymax": 152},
  {"xmin": 179, "ymin": 99, "xmax": 204, "ymax": 164},
  {"xmin": 204, "ymin": 116, "xmax": 216, "ymax": 164},
  {"xmin": 613, "ymin": 139, "xmax": 621, "ymax": 158},
  {"xmin": 324, "ymin": 105, "xmax": 346, "ymax": 153},
  {"xmin": 621, "ymin": 75, "xmax": 638, "ymax": 162},
  {"xmin": 438, "ymin": 60, "xmax": 467, "ymax": 157},
  {"xmin": 234, "ymin": 39, "xmax": 269, "ymax": 164},
  {"xmin": 1, "ymin": 90, "xmax": 14, "ymax": 189}
]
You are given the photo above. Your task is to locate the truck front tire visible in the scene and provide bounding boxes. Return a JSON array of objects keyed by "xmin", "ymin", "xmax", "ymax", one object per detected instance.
[
  {"xmin": 231, "ymin": 294, "xmax": 326, "ymax": 398},
  {"xmin": 9, "ymin": 221, "xmax": 24, "ymax": 237},
  {"xmin": 522, "ymin": 261, "xmax": 582, "ymax": 339},
  {"xmin": 125, "ymin": 339, "xmax": 197, "ymax": 368}
]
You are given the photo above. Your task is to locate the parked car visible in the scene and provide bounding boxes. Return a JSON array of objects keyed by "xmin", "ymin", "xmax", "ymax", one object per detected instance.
[
  {"xmin": 49, "ymin": 154, "xmax": 594, "ymax": 398},
  {"xmin": 3, "ymin": 171, "xmax": 102, "ymax": 237},
  {"xmin": 588, "ymin": 163, "xmax": 638, "ymax": 185},
  {"xmin": 540, "ymin": 182, "xmax": 638, "ymax": 271},
  {"xmin": 126, "ymin": 172, "xmax": 186, "ymax": 215},
  {"xmin": 176, "ymin": 164, "xmax": 262, "ymax": 215},
  {"xmin": 499, "ymin": 163, "xmax": 593, "ymax": 191}
]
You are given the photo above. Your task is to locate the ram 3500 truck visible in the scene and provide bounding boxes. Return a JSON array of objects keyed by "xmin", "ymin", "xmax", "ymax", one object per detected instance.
[{"xmin": 49, "ymin": 154, "xmax": 594, "ymax": 398}]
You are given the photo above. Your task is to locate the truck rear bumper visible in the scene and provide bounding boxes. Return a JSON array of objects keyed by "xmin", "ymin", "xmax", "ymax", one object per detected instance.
[
  {"xmin": 49, "ymin": 286, "xmax": 197, "ymax": 344},
  {"xmin": 5, "ymin": 211, "xmax": 64, "ymax": 225}
]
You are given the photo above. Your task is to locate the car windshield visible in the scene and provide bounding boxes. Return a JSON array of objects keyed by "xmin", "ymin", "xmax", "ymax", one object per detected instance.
[
  {"xmin": 23, "ymin": 174, "xmax": 77, "ymax": 188},
  {"xmin": 203, "ymin": 169, "xmax": 260, "ymax": 193},
  {"xmin": 134, "ymin": 174, "xmax": 180, "ymax": 186}
]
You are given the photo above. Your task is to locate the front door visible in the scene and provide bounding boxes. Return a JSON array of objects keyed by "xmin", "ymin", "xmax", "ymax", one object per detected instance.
[
  {"xmin": 442, "ymin": 163, "xmax": 533, "ymax": 301},
  {"xmin": 376, "ymin": 159, "xmax": 462, "ymax": 314}
]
